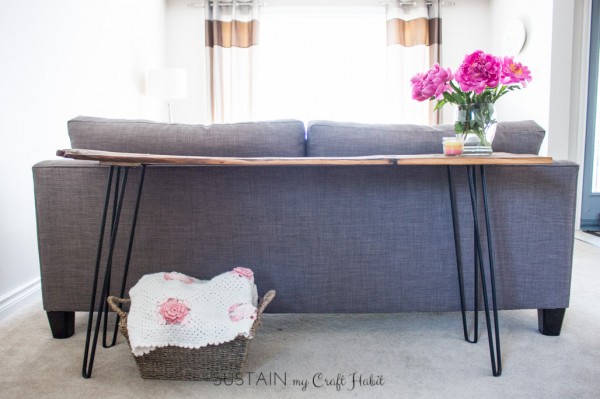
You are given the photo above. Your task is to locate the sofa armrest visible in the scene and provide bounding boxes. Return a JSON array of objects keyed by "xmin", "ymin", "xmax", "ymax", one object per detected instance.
[{"xmin": 34, "ymin": 159, "xmax": 100, "ymax": 169}]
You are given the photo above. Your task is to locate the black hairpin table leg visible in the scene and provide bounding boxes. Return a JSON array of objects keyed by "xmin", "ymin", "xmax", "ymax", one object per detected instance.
[
  {"xmin": 105, "ymin": 165, "xmax": 146, "ymax": 348},
  {"xmin": 447, "ymin": 166, "xmax": 478, "ymax": 344},
  {"xmin": 466, "ymin": 165, "xmax": 502, "ymax": 377},
  {"xmin": 82, "ymin": 165, "xmax": 146, "ymax": 379}
]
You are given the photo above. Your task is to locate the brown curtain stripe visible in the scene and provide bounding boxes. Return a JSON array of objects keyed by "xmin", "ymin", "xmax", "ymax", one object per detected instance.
[
  {"xmin": 386, "ymin": 17, "xmax": 441, "ymax": 47},
  {"xmin": 205, "ymin": 19, "xmax": 259, "ymax": 49}
]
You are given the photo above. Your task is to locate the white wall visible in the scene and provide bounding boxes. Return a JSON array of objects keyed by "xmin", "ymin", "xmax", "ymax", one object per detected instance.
[
  {"xmin": 441, "ymin": 0, "xmax": 492, "ymax": 65},
  {"xmin": 0, "ymin": 0, "xmax": 166, "ymax": 317},
  {"xmin": 489, "ymin": 0, "xmax": 583, "ymax": 160},
  {"xmin": 489, "ymin": 0, "xmax": 554, "ymax": 154},
  {"xmin": 547, "ymin": 0, "xmax": 576, "ymax": 159}
]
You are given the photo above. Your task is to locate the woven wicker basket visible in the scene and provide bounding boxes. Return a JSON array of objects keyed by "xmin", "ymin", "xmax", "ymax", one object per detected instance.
[{"xmin": 107, "ymin": 290, "xmax": 276, "ymax": 381}]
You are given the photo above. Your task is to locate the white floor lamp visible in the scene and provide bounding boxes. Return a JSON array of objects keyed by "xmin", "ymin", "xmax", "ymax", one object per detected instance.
[{"xmin": 146, "ymin": 68, "xmax": 188, "ymax": 123}]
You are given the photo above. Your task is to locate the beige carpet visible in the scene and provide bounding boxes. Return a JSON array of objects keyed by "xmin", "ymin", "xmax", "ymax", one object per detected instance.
[{"xmin": 1, "ymin": 240, "xmax": 599, "ymax": 399}]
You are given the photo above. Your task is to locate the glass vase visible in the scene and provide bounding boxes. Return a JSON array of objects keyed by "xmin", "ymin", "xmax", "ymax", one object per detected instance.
[{"xmin": 453, "ymin": 103, "xmax": 497, "ymax": 155}]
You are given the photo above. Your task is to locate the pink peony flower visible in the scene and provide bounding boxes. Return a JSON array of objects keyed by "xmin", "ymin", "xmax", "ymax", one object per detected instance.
[
  {"xmin": 454, "ymin": 50, "xmax": 502, "ymax": 94},
  {"xmin": 410, "ymin": 64, "xmax": 453, "ymax": 101},
  {"xmin": 500, "ymin": 57, "xmax": 532, "ymax": 86},
  {"xmin": 228, "ymin": 303, "xmax": 257, "ymax": 322},
  {"xmin": 232, "ymin": 267, "xmax": 254, "ymax": 282},
  {"xmin": 163, "ymin": 272, "xmax": 195, "ymax": 284},
  {"xmin": 158, "ymin": 298, "xmax": 190, "ymax": 325}
]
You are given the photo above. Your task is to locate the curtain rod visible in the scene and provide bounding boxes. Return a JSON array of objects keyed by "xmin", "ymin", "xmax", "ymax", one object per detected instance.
[
  {"xmin": 379, "ymin": 1, "xmax": 455, "ymax": 6},
  {"xmin": 188, "ymin": 1, "xmax": 268, "ymax": 7},
  {"xmin": 188, "ymin": 1, "xmax": 454, "ymax": 8}
]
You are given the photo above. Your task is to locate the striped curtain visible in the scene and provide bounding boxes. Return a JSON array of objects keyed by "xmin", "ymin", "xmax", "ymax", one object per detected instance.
[
  {"xmin": 386, "ymin": 0, "xmax": 441, "ymax": 125},
  {"xmin": 205, "ymin": 0, "xmax": 260, "ymax": 123}
]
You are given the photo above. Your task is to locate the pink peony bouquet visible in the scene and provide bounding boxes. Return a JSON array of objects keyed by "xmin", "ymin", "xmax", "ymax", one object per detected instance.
[
  {"xmin": 411, "ymin": 50, "xmax": 532, "ymax": 110},
  {"xmin": 411, "ymin": 50, "xmax": 531, "ymax": 148}
]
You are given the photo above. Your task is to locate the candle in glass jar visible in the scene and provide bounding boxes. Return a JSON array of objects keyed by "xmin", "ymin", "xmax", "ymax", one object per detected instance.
[{"xmin": 443, "ymin": 137, "xmax": 464, "ymax": 156}]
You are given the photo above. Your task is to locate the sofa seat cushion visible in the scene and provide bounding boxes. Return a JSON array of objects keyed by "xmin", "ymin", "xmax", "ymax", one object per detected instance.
[{"xmin": 68, "ymin": 116, "xmax": 306, "ymax": 157}]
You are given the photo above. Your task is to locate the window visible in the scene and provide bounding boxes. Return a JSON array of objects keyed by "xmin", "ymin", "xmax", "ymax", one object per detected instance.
[{"xmin": 255, "ymin": 6, "xmax": 388, "ymax": 123}]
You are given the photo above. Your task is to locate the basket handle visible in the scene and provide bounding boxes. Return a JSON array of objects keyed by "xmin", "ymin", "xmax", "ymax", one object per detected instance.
[
  {"xmin": 248, "ymin": 290, "xmax": 276, "ymax": 338},
  {"xmin": 257, "ymin": 290, "xmax": 276, "ymax": 317},
  {"xmin": 107, "ymin": 296, "xmax": 131, "ymax": 319}
]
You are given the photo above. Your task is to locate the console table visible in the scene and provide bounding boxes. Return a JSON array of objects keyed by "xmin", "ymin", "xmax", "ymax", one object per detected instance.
[{"xmin": 56, "ymin": 149, "xmax": 552, "ymax": 378}]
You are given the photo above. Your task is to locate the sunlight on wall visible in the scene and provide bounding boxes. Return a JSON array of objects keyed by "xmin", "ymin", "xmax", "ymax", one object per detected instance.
[{"xmin": 0, "ymin": 0, "xmax": 165, "ymax": 304}]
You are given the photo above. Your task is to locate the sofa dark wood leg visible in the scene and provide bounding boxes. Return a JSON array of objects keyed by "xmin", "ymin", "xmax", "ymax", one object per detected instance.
[
  {"xmin": 537, "ymin": 308, "xmax": 566, "ymax": 336},
  {"xmin": 47, "ymin": 311, "xmax": 75, "ymax": 339}
]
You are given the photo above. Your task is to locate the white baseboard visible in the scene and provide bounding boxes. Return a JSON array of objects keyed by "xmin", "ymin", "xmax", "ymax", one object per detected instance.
[
  {"xmin": 575, "ymin": 230, "xmax": 600, "ymax": 248},
  {"xmin": 0, "ymin": 278, "xmax": 42, "ymax": 323}
]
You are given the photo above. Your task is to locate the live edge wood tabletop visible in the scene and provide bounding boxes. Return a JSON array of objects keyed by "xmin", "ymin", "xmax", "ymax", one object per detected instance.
[{"xmin": 56, "ymin": 149, "xmax": 553, "ymax": 166}]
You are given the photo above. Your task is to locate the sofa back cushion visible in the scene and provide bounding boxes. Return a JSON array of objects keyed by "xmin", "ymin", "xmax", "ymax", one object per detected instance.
[
  {"xmin": 307, "ymin": 120, "xmax": 545, "ymax": 156},
  {"xmin": 491, "ymin": 120, "xmax": 545, "ymax": 154},
  {"xmin": 306, "ymin": 121, "xmax": 453, "ymax": 156},
  {"xmin": 68, "ymin": 116, "xmax": 306, "ymax": 157}
]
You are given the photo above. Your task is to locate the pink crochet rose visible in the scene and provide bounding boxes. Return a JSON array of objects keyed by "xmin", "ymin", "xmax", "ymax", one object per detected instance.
[
  {"xmin": 500, "ymin": 57, "xmax": 532, "ymax": 86},
  {"xmin": 232, "ymin": 267, "xmax": 254, "ymax": 282},
  {"xmin": 454, "ymin": 50, "xmax": 502, "ymax": 94},
  {"xmin": 410, "ymin": 64, "xmax": 453, "ymax": 101},
  {"xmin": 228, "ymin": 303, "xmax": 257, "ymax": 322},
  {"xmin": 158, "ymin": 298, "xmax": 190, "ymax": 325},
  {"xmin": 163, "ymin": 272, "xmax": 195, "ymax": 284}
]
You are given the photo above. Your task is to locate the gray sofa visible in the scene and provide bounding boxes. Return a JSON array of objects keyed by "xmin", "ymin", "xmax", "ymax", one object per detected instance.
[{"xmin": 33, "ymin": 116, "xmax": 578, "ymax": 339}]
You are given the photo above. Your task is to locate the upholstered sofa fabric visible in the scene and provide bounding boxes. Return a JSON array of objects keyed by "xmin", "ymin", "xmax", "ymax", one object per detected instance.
[
  {"xmin": 68, "ymin": 116, "xmax": 306, "ymax": 157},
  {"xmin": 34, "ymin": 117, "xmax": 577, "ymax": 323},
  {"xmin": 33, "ymin": 161, "xmax": 578, "ymax": 313},
  {"xmin": 307, "ymin": 120, "xmax": 545, "ymax": 156}
]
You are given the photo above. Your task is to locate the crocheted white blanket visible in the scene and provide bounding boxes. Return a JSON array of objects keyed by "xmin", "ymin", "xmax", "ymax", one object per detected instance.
[{"xmin": 127, "ymin": 269, "xmax": 258, "ymax": 356}]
